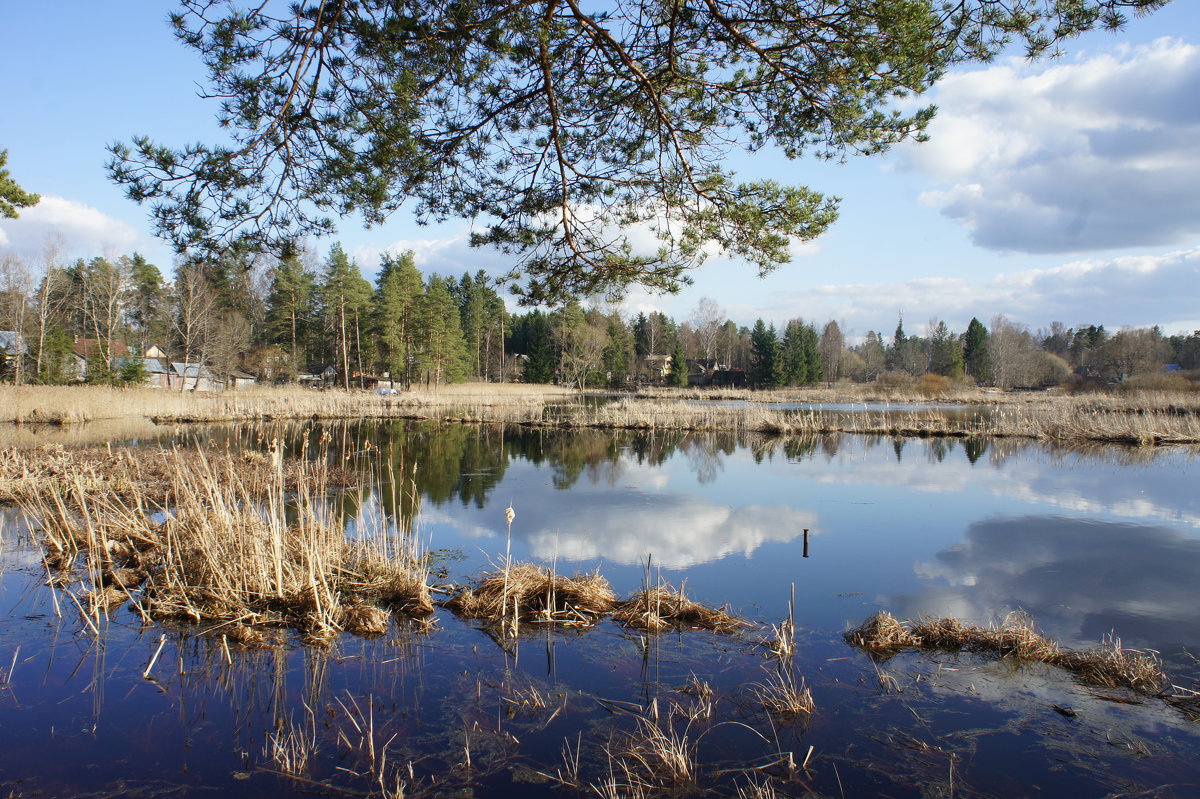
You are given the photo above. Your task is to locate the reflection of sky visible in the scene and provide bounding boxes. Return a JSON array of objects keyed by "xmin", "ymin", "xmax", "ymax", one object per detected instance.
[
  {"xmin": 894, "ymin": 516, "xmax": 1200, "ymax": 658},
  {"xmin": 406, "ymin": 433, "xmax": 1200, "ymax": 647}
]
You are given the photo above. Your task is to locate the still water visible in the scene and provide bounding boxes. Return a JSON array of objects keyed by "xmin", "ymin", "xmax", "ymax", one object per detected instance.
[{"xmin": 2, "ymin": 421, "xmax": 1200, "ymax": 797}]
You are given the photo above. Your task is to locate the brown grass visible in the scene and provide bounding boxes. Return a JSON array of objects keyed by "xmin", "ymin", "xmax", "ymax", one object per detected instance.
[
  {"xmin": 16, "ymin": 443, "xmax": 432, "ymax": 644},
  {"xmin": 6, "ymin": 383, "xmax": 1200, "ymax": 445},
  {"xmin": 445, "ymin": 562, "xmax": 617, "ymax": 631},
  {"xmin": 846, "ymin": 611, "xmax": 1167, "ymax": 694},
  {"xmin": 613, "ymin": 583, "xmax": 747, "ymax": 634}
]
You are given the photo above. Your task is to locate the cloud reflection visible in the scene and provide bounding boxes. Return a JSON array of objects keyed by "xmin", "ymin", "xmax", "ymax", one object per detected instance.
[{"xmin": 893, "ymin": 516, "xmax": 1200, "ymax": 656}]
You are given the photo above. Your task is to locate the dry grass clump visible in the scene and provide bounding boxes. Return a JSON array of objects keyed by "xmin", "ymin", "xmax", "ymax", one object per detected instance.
[
  {"xmin": 17, "ymin": 444, "xmax": 432, "ymax": 645},
  {"xmin": 446, "ymin": 563, "xmax": 616, "ymax": 630},
  {"xmin": 753, "ymin": 669, "xmax": 815, "ymax": 717},
  {"xmin": 843, "ymin": 610, "xmax": 918, "ymax": 654},
  {"xmin": 846, "ymin": 611, "xmax": 1167, "ymax": 694},
  {"xmin": 614, "ymin": 583, "xmax": 746, "ymax": 634}
]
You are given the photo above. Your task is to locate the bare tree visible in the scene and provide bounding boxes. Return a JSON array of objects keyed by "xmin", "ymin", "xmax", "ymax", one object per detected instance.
[
  {"xmin": 0, "ymin": 253, "xmax": 31, "ymax": 384},
  {"xmin": 173, "ymin": 264, "xmax": 216, "ymax": 391},
  {"xmin": 819, "ymin": 320, "xmax": 845, "ymax": 382},
  {"xmin": 689, "ymin": 297, "xmax": 725, "ymax": 362}
]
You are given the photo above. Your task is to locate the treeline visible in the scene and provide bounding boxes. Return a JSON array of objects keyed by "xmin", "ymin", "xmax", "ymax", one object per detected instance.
[{"xmin": 2, "ymin": 242, "xmax": 1198, "ymax": 390}]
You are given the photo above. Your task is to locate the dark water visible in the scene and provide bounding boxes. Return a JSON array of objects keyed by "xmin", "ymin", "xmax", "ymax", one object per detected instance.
[{"xmin": 3, "ymin": 422, "xmax": 1200, "ymax": 798}]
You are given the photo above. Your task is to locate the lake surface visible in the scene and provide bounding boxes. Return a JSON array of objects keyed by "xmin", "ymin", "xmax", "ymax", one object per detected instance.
[{"xmin": 2, "ymin": 421, "xmax": 1200, "ymax": 797}]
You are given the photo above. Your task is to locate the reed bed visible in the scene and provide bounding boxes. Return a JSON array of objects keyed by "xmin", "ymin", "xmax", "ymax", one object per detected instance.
[
  {"xmin": 16, "ymin": 444, "xmax": 432, "ymax": 645},
  {"xmin": 846, "ymin": 611, "xmax": 1167, "ymax": 694},
  {"xmin": 0, "ymin": 444, "xmax": 360, "ymax": 507},
  {"xmin": 6, "ymin": 383, "xmax": 1200, "ymax": 444}
]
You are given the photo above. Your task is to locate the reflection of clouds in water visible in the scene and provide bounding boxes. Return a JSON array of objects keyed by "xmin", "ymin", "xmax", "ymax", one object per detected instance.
[
  {"xmin": 803, "ymin": 439, "xmax": 1200, "ymax": 528},
  {"xmin": 522, "ymin": 500, "xmax": 816, "ymax": 569},
  {"xmin": 894, "ymin": 516, "xmax": 1200, "ymax": 655},
  {"xmin": 424, "ymin": 492, "xmax": 815, "ymax": 569}
]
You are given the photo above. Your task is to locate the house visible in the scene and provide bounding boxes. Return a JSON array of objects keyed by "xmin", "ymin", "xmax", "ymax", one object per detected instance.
[
  {"xmin": 144, "ymin": 344, "xmax": 169, "ymax": 360},
  {"xmin": 111, "ymin": 356, "xmax": 171, "ymax": 388},
  {"xmin": 228, "ymin": 369, "xmax": 258, "ymax": 390},
  {"xmin": 70, "ymin": 338, "xmax": 132, "ymax": 381},
  {"xmin": 635, "ymin": 354, "xmax": 673, "ymax": 384},
  {"xmin": 169, "ymin": 362, "xmax": 223, "ymax": 392},
  {"xmin": 299, "ymin": 365, "xmax": 338, "ymax": 389}
]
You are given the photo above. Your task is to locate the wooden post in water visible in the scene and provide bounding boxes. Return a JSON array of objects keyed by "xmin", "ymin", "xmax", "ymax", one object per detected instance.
[{"xmin": 802, "ymin": 528, "xmax": 810, "ymax": 558}]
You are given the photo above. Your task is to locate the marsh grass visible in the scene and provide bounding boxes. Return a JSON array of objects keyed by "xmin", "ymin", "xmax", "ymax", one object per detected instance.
[
  {"xmin": 846, "ymin": 611, "xmax": 1168, "ymax": 694},
  {"xmin": 614, "ymin": 582, "xmax": 746, "ymax": 634},
  {"xmin": 445, "ymin": 562, "xmax": 617, "ymax": 632},
  {"xmin": 16, "ymin": 442, "xmax": 432, "ymax": 645},
  {"xmin": 7, "ymin": 383, "xmax": 1200, "ymax": 444}
]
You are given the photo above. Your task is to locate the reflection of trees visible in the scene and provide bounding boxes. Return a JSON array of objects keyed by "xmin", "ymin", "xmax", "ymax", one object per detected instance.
[
  {"xmin": 680, "ymin": 431, "xmax": 737, "ymax": 484},
  {"xmin": 964, "ymin": 437, "xmax": 988, "ymax": 464}
]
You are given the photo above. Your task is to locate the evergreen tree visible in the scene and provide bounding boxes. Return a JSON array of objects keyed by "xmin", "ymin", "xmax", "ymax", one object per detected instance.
[
  {"xmin": 602, "ymin": 312, "xmax": 632, "ymax": 388},
  {"xmin": 669, "ymin": 337, "xmax": 688, "ymax": 387},
  {"xmin": 962, "ymin": 317, "xmax": 990, "ymax": 383},
  {"xmin": 319, "ymin": 243, "xmax": 371, "ymax": 388},
  {"xmin": 513, "ymin": 311, "xmax": 554, "ymax": 383},
  {"xmin": 417, "ymin": 275, "xmax": 468, "ymax": 386},
  {"xmin": 373, "ymin": 250, "xmax": 423, "ymax": 388},
  {"xmin": 265, "ymin": 253, "xmax": 317, "ymax": 370},
  {"xmin": 929, "ymin": 320, "xmax": 964, "ymax": 378},
  {"xmin": 749, "ymin": 319, "xmax": 778, "ymax": 388},
  {"xmin": 122, "ymin": 253, "xmax": 166, "ymax": 354}
]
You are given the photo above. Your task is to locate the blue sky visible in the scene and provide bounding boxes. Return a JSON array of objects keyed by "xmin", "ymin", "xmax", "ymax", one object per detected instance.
[{"xmin": 2, "ymin": 1, "xmax": 1198, "ymax": 339}]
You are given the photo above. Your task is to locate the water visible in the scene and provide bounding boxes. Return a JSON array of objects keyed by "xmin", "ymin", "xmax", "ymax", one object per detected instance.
[{"xmin": 2, "ymin": 421, "xmax": 1200, "ymax": 797}]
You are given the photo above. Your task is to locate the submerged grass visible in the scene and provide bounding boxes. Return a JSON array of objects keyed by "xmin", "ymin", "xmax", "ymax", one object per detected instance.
[{"xmin": 846, "ymin": 611, "xmax": 1168, "ymax": 694}]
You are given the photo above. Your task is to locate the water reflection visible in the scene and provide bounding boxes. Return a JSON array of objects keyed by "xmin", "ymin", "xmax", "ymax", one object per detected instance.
[{"xmin": 896, "ymin": 516, "xmax": 1200, "ymax": 659}]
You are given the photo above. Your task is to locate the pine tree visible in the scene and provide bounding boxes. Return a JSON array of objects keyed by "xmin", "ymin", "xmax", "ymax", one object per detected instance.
[
  {"xmin": 319, "ymin": 243, "xmax": 371, "ymax": 389},
  {"xmin": 373, "ymin": 250, "xmax": 423, "ymax": 388},
  {"xmin": 417, "ymin": 275, "xmax": 468, "ymax": 386},
  {"xmin": 265, "ymin": 253, "xmax": 316, "ymax": 370}
]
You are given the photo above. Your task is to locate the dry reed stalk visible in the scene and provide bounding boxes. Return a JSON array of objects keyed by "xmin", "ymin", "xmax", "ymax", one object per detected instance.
[
  {"xmin": 445, "ymin": 563, "xmax": 616, "ymax": 628},
  {"xmin": 613, "ymin": 583, "xmax": 746, "ymax": 634},
  {"xmin": 16, "ymin": 444, "xmax": 433, "ymax": 645},
  {"xmin": 846, "ymin": 611, "xmax": 1168, "ymax": 694}
]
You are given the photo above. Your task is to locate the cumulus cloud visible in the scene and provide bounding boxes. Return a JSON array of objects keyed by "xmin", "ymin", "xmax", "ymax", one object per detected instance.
[
  {"xmin": 900, "ymin": 38, "xmax": 1200, "ymax": 254},
  {"xmin": 0, "ymin": 195, "xmax": 145, "ymax": 258},
  {"xmin": 758, "ymin": 245, "xmax": 1200, "ymax": 334}
]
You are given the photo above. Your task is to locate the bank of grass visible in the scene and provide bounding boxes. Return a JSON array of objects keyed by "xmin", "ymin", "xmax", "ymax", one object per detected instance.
[{"xmin": 5, "ymin": 382, "xmax": 1200, "ymax": 445}]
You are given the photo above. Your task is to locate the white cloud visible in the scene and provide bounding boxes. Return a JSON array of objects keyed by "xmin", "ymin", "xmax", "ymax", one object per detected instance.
[
  {"xmin": 901, "ymin": 38, "xmax": 1200, "ymax": 254},
  {"xmin": 0, "ymin": 195, "xmax": 146, "ymax": 258},
  {"xmin": 758, "ymin": 245, "xmax": 1200, "ymax": 334}
]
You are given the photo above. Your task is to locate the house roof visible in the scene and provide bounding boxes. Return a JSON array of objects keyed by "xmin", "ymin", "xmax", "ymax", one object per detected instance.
[
  {"xmin": 73, "ymin": 338, "xmax": 130, "ymax": 359},
  {"xmin": 170, "ymin": 362, "xmax": 216, "ymax": 379},
  {"xmin": 113, "ymin": 356, "xmax": 169, "ymax": 374}
]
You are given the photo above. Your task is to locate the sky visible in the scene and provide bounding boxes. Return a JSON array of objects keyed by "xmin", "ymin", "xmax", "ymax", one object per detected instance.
[{"xmin": 2, "ymin": 1, "xmax": 1199, "ymax": 340}]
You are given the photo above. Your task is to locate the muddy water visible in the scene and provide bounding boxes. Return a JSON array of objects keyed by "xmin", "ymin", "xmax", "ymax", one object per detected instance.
[{"xmin": 2, "ymin": 421, "xmax": 1200, "ymax": 797}]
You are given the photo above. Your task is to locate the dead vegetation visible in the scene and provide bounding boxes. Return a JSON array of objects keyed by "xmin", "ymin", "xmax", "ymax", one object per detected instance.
[
  {"xmin": 16, "ymin": 442, "xmax": 432, "ymax": 645},
  {"xmin": 846, "ymin": 611, "xmax": 1168, "ymax": 694},
  {"xmin": 613, "ymin": 582, "xmax": 747, "ymax": 634},
  {"xmin": 445, "ymin": 562, "xmax": 617, "ymax": 631}
]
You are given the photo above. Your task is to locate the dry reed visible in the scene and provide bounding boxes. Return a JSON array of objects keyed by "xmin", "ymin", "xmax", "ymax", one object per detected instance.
[
  {"xmin": 6, "ymin": 383, "xmax": 1200, "ymax": 445},
  {"xmin": 846, "ymin": 611, "xmax": 1167, "ymax": 694},
  {"xmin": 445, "ymin": 563, "xmax": 616, "ymax": 630},
  {"xmin": 614, "ymin": 582, "xmax": 746, "ymax": 634},
  {"xmin": 16, "ymin": 443, "xmax": 432, "ymax": 645}
]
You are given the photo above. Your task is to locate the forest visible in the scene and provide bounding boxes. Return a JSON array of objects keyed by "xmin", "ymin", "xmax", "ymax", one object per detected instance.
[{"xmin": 2, "ymin": 242, "xmax": 1198, "ymax": 393}]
